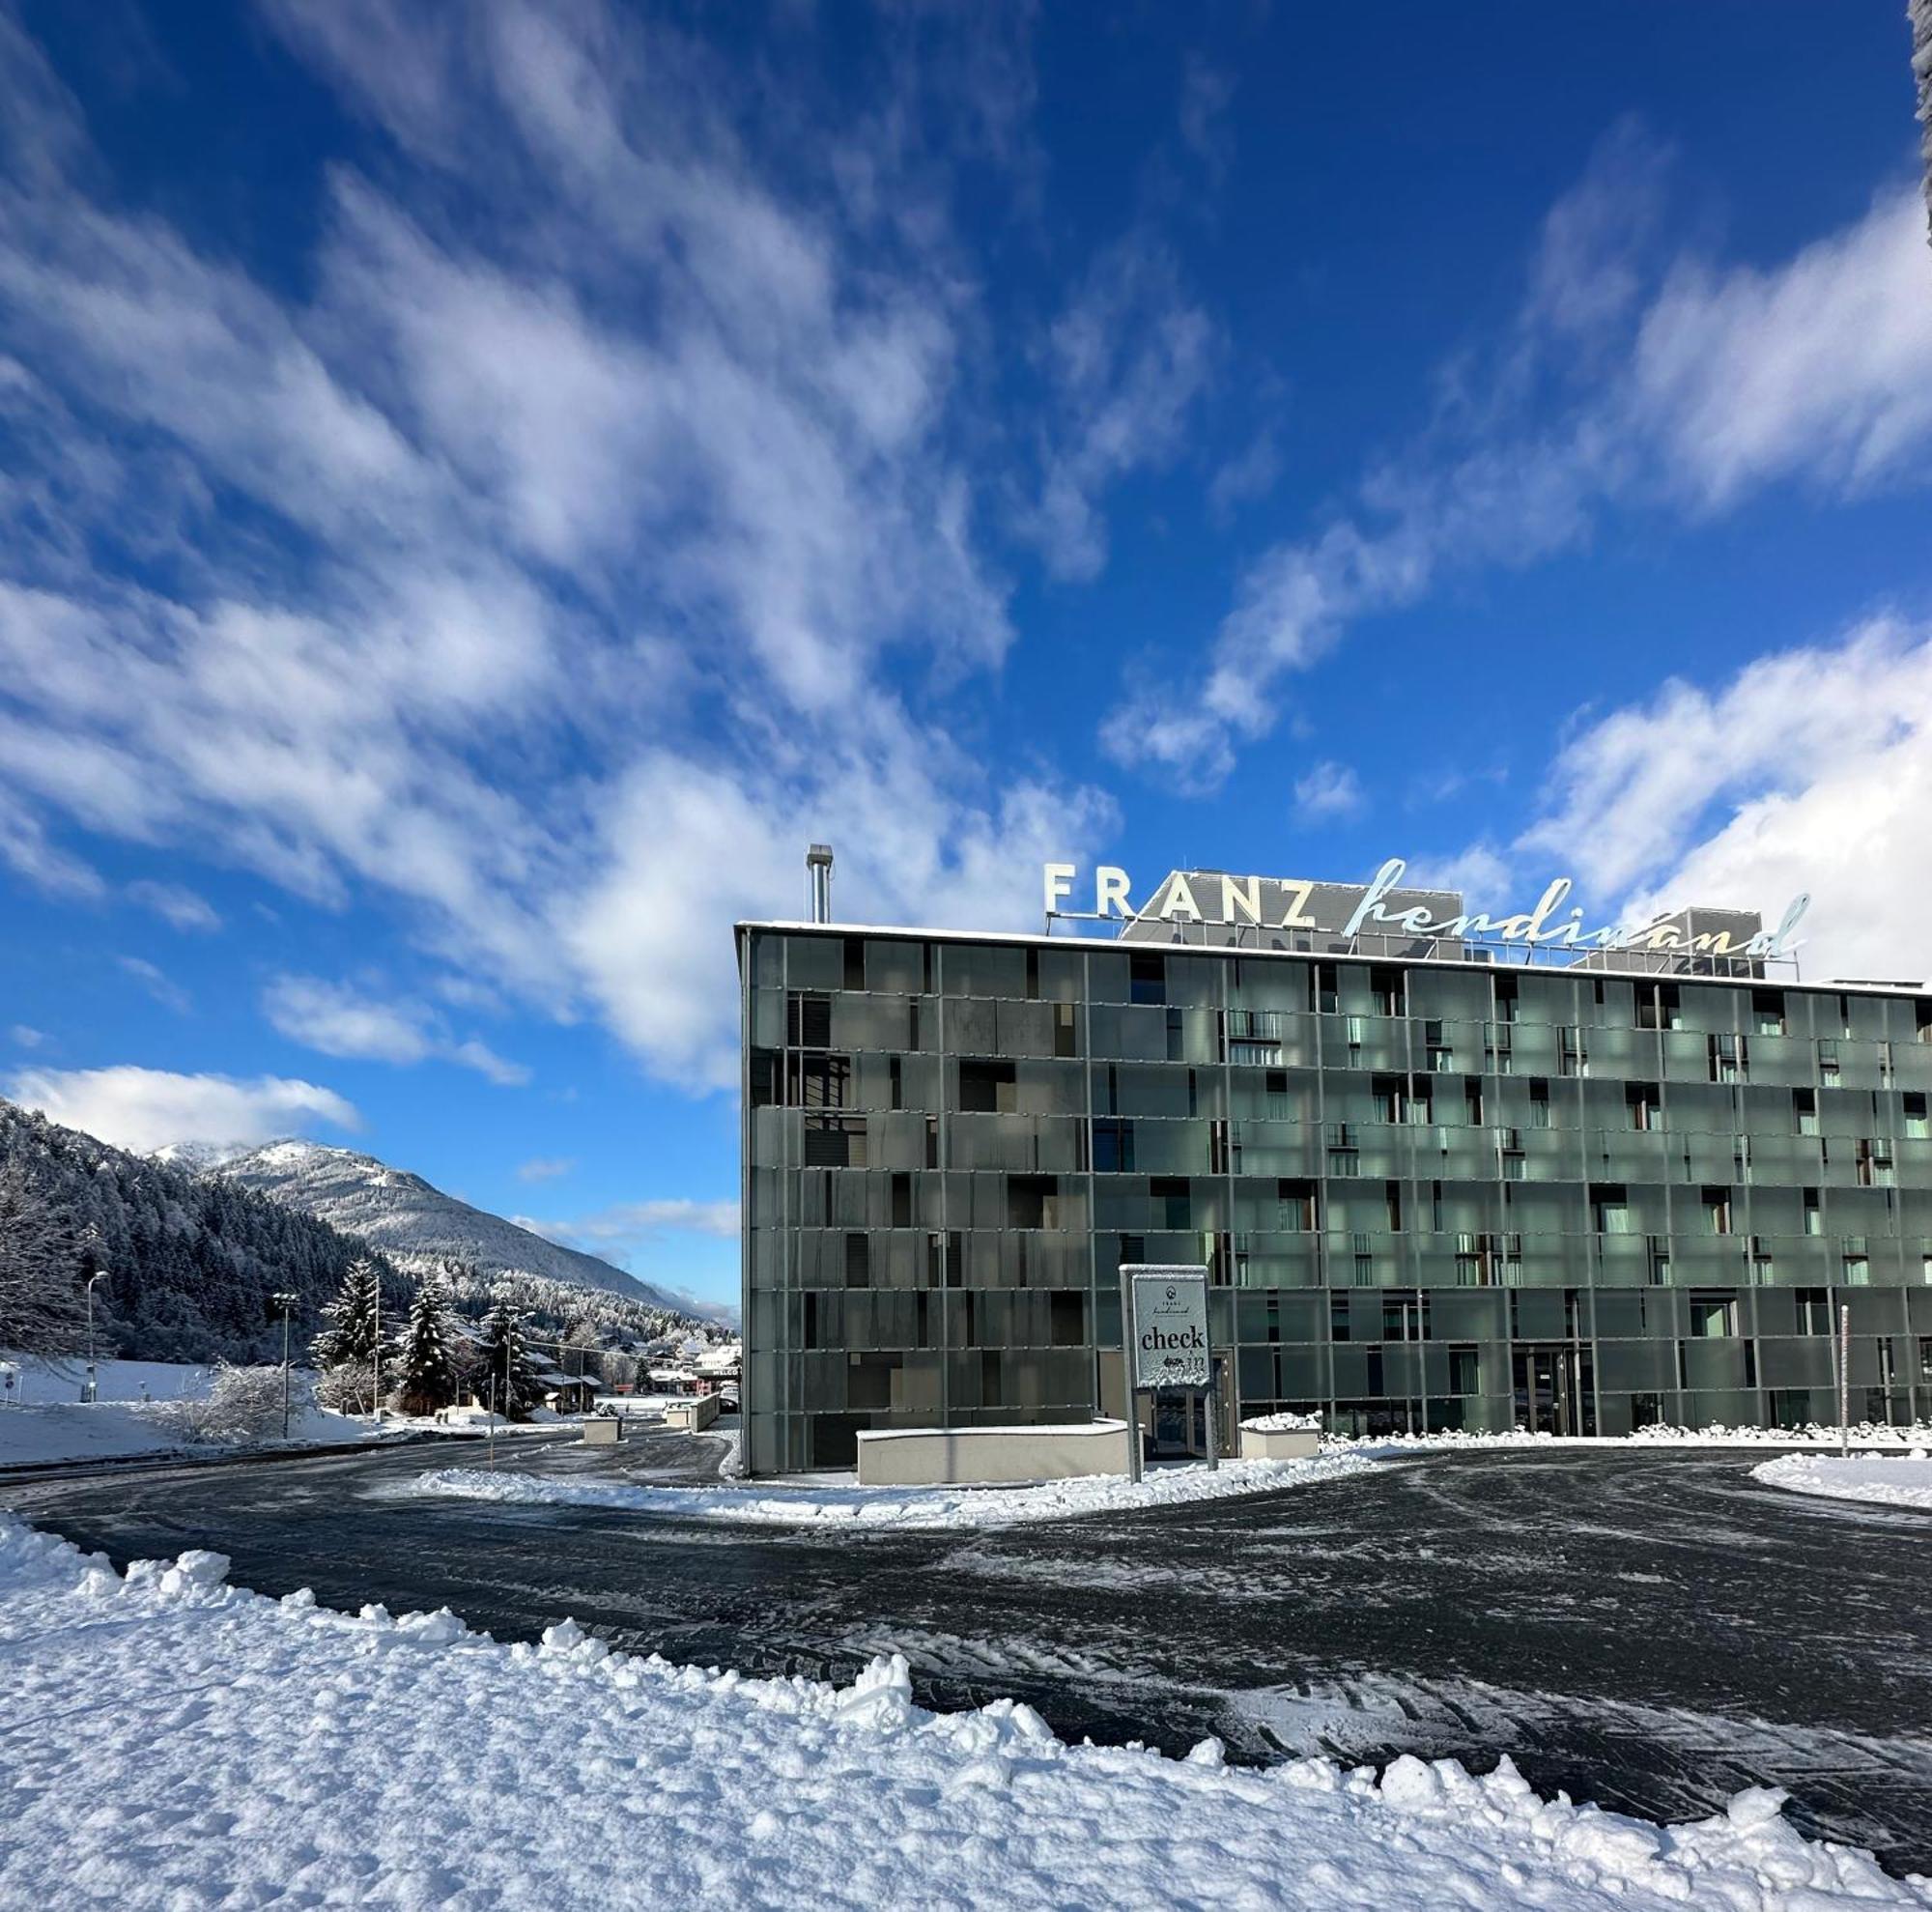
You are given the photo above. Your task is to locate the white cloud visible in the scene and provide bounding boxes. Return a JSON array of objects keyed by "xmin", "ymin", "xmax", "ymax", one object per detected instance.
[
  {"xmin": 1515, "ymin": 617, "xmax": 1932, "ymax": 985},
  {"xmin": 525, "ymin": 1196, "xmax": 742, "ymax": 1244},
  {"xmin": 6, "ymin": 1064, "xmax": 359, "ymax": 1154},
  {"xmin": 1102, "ymin": 126, "xmax": 1932, "ymax": 788},
  {"xmin": 515, "ymin": 1156, "xmax": 575, "ymax": 1184},
  {"xmin": 1293, "ymin": 760, "xmax": 1364, "ymax": 823},
  {"xmin": 1207, "ymin": 427, "xmax": 1281, "ymax": 520},
  {"xmin": 0, "ymin": 5, "xmax": 1113, "ymax": 1096},
  {"xmin": 262, "ymin": 974, "xmax": 531, "ymax": 1085},
  {"xmin": 1030, "ymin": 234, "xmax": 1219, "ymax": 582},
  {"xmin": 116, "ymin": 956, "xmax": 189, "ymax": 1015},
  {"xmin": 128, "ymin": 879, "xmax": 220, "ymax": 931},
  {"xmin": 9, "ymin": 1024, "xmax": 44, "ymax": 1048}
]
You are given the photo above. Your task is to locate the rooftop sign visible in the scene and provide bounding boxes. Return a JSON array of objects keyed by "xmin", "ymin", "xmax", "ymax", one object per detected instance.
[{"xmin": 1044, "ymin": 857, "xmax": 1809, "ymax": 961}]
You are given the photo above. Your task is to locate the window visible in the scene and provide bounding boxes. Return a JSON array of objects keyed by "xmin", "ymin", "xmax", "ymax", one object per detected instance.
[
  {"xmin": 786, "ymin": 990, "xmax": 834, "ymax": 1047},
  {"xmin": 889, "ymin": 1055, "xmax": 902, "ymax": 1111},
  {"xmin": 1150, "ymin": 1177, "xmax": 1191, "ymax": 1229},
  {"xmin": 1330, "ymin": 1297, "xmax": 1350, "ymax": 1342},
  {"xmin": 1559, "ymin": 1027, "xmax": 1587, "ymax": 1077},
  {"xmin": 1464, "ymin": 1079, "xmax": 1484, "ymax": 1126},
  {"xmin": 1277, "ymin": 1179, "xmax": 1317, "ymax": 1231},
  {"xmin": 1857, "ymin": 1139, "xmax": 1895, "ymax": 1188},
  {"xmin": 1591, "ymin": 1184, "xmax": 1631, "ymax": 1235},
  {"xmin": 1752, "ymin": 989, "xmax": 1785, "ymax": 1036},
  {"xmin": 1907, "ymin": 1093, "xmax": 1929, "ymax": 1139},
  {"xmin": 1326, "ymin": 1125, "xmax": 1360, "ymax": 1177},
  {"xmin": 1690, "ymin": 1294, "xmax": 1738, "ymax": 1338},
  {"xmin": 1372, "ymin": 1075, "xmax": 1405, "ymax": 1125},
  {"xmin": 1493, "ymin": 976, "xmax": 1518, "ymax": 1024},
  {"xmin": 1796, "ymin": 1288, "xmax": 1831, "ymax": 1335},
  {"xmin": 1843, "ymin": 1247, "xmax": 1870, "ymax": 1286},
  {"xmin": 1818, "ymin": 1040, "xmax": 1840, "ymax": 1086},
  {"xmin": 958, "ymin": 1058, "xmax": 1016, "ymax": 1113},
  {"xmin": 891, "ymin": 1173, "xmax": 913, "ymax": 1228},
  {"xmin": 1638, "ymin": 984, "xmax": 1681, "ymax": 1032},
  {"xmin": 1006, "ymin": 1176, "xmax": 1056, "ymax": 1229},
  {"xmin": 1626, "ymin": 1083, "xmax": 1661, "ymax": 1131},
  {"xmin": 844, "ymin": 1233, "xmax": 870, "ymax": 1288},
  {"xmin": 1708, "ymin": 1034, "xmax": 1746, "ymax": 1084},
  {"xmin": 803, "ymin": 1117, "xmax": 867, "ymax": 1166},
  {"xmin": 1529, "ymin": 1079, "xmax": 1551, "ymax": 1127},
  {"xmin": 1384, "ymin": 1182, "xmax": 1403, "ymax": 1232},
  {"xmin": 1371, "ymin": 968, "xmax": 1404, "ymax": 1017},
  {"xmin": 842, "ymin": 937, "xmax": 866, "ymax": 989},
  {"xmin": 1803, "ymin": 1187, "xmax": 1821, "ymax": 1235},
  {"xmin": 1050, "ymin": 1292, "xmax": 1085, "ymax": 1348},
  {"xmin": 1424, "ymin": 1019, "xmax": 1452, "ymax": 1071},
  {"xmin": 1315, "ymin": 964, "xmax": 1339, "ymax": 1015},
  {"xmin": 1092, "ymin": 1120, "xmax": 1134, "ymax": 1174},
  {"xmin": 1701, "ymin": 1187, "xmax": 1733, "ymax": 1235},
  {"xmin": 1129, "ymin": 953, "xmax": 1166, "ymax": 1006},
  {"xmin": 1054, "ymin": 1001, "xmax": 1077, "ymax": 1059},
  {"xmin": 1448, "ymin": 1347, "xmax": 1480, "ymax": 1395},
  {"xmin": 1794, "ymin": 1089, "xmax": 1818, "ymax": 1136}
]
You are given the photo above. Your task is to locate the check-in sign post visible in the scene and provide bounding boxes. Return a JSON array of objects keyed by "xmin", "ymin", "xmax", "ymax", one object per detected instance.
[{"xmin": 1118, "ymin": 1264, "xmax": 1214, "ymax": 1482}]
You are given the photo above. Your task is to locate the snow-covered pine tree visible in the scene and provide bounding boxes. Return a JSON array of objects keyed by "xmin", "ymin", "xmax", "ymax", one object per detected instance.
[
  {"xmin": 394, "ymin": 1274, "xmax": 459, "ymax": 1416},
  {"xmin": 0, "ymin": 1158, "xmax": 89, "ymax": 1356},
  {"xmin": 312, "ymin": 1257, "xmax": 384, "ymax": 1412},
  {"xmin": 475, "ymin": 1300, "xmax": 541, "ymax": 1421}
]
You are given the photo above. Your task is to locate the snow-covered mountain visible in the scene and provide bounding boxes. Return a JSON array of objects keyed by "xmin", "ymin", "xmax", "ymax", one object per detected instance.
[{"xmin": 208, "ymin": 1140, "xmax": 720, "ymax": 1320}]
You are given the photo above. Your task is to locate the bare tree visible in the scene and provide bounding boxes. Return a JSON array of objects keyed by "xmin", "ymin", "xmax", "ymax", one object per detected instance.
[{"xmin": 0, "ymin": 1160, "xmax": 87, "ymax": 1356}]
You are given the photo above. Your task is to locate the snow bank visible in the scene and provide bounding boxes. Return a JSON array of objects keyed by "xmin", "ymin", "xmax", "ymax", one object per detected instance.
[
  {"xmin": 1327, "ymin": 1423, "xmax": 1932, "ymax": 1456},
  {"xmin": 1750, "ymin": 1452, "xmax": 1932, "ymax": 1512},
  {"xmin": 0, "ymin": 1353, "xmax": 219, "ymax": 1408},
  {"xmin": 0, "ymin": 1400, "xmax": 184, "ymax": 1467},
  {"xmin": 0, "ymin": 1515, "xmax": 1919, "ymax": 1910},
  {"xmin": 1242, "ymin": 1410, "xmax": 1322, "ymax": 1432},
  {"xmin": 414, "ymin": 1450, "xmax": 1378, "ymax": 1528}
]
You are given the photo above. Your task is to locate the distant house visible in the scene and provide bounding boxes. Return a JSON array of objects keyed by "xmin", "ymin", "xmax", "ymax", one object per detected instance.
[{"xmin": 535, "ymin": 1370, "xmax": 598, "ymax": 1414}]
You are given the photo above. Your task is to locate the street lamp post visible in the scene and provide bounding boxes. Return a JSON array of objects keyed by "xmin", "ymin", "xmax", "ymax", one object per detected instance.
[
  {"xmin": 83, "ymin": 1271, "xmax": 105, "ymax": 1403},
  {"xmin": 271, "ymin": 1292, "xmax": 298, "ymax": 1441}
]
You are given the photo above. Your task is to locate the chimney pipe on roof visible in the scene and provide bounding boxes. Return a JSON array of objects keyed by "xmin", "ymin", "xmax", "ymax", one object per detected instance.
[{"xmin": 806, "ymin": 842, "xmax": 834, "ymax": 924}]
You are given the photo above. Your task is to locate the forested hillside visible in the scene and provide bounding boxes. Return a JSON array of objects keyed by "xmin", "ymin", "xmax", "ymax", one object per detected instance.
[{"xmin": 0, "ymin": 1099, "xmax": 402, "ymax": 1363}]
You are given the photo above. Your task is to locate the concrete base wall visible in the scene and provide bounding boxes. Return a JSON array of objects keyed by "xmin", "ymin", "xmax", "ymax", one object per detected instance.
[
  {"xmin": 580, "ymin": 1417, "xmax": 625, "ymax": 1445},
  {"xmin": 665, "ymin": 1395, "xmax": 723, "ymax": 1433},
  {"xmin": 857, "ymin": 1420, "xmax": 1131, "ymax": 1486},
  {"xmin": 1239, "ymin": 1426, "xmax": 1321, "ymax": 1461}
]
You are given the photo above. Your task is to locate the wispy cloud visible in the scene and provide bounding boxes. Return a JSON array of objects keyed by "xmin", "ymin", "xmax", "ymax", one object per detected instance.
[
  {"xmin": 515, "ymin": 1156, "xmax": 575, "ymax": 1184},
  {"xmin": 1292, "ymin": 760, "xmax": 1364, "ymax": 823},
  {"xmin": 7, "ymin": 1063, "xmax": 359, "ymax": 1154},
  {"xmin": 9, "ymin": 1023, "xmax": 44, "ymax": 1048},
  {"xmin": 262, "ymin": 974, "xmax": 530, "ymax": 1085},
  {"xmin": 0, "ymin": 3, "xmax": 1115, "ymax": 1092},
  {"xmin": 117, "ymin": 955, "xmax": 189, "ymax": 1015},
  {"xmin": 128, "ymin": 879, "xmax": 220, "ymax": 932},
  {"xmin": 526, "ymin": 1197, "xmax": 742, "ymax": 1243},
  {"xmin": 1102, "ymin": 124, "xmax": 1932, "ymax": 790}
]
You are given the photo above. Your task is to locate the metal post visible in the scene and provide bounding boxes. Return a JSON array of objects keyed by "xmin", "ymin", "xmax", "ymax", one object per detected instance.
[
  {"xmin": 273, "ymin": 1293, "xmax": 297, "ymax": 1441},
  {"xmin": 1204, "ymin": 1358, "xmax": 1219, "ymax": 1472},
  {"xmin": 1119, "ymin": 1262, "xmax": 1142, "ymax": 1483},
  {"xmin": 488, "ymin": 1372, "xmax": 497, "ymax": 1471},
  {"xmin": 1838, "ymin": 1303, "xmax": 1852, "ymax": 1459},
  {"xmin": 371, "ymin": 1268, "xmax": 382, "ymax": 1425},
  {"xmin": 84, "ymin": 1272, "xmax": 103, "ymax": 1403}
]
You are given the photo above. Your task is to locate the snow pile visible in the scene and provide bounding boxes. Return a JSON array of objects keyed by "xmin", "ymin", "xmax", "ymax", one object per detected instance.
[
  {"xmin": 414, "ymin": 1449, "xmax": 1378, "ymax": 1528},
  {"xmin": 1324, "ymin": 1423, "xmax": 1932, "ymax": 1455},
  {"xmin": 0, "ymin": 1516, "xmax": 1920, "ymax": 1911},
  {"xmin": 0, "ymin": 1400, "xmax": 185, "ymax": 1467},
  {"xmin": 1750, "ymin": 1452, "xmax": 1932, "ymax": 1512},
  {"xmin": 1242, "ymin": 1410, "xmax": 1322, "ymax": 1432}
]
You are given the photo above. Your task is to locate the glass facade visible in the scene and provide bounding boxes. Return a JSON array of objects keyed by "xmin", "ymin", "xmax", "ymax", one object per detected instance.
[{"xmin": 739, "ymin": 925, "xmax": 1932, "ymax": 1474}]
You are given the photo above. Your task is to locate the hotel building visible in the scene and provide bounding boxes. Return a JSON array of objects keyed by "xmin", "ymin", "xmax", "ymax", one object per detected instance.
[{"xmin": 736, "ymin": 862, "xmax": 1932, "ymax": 1475}]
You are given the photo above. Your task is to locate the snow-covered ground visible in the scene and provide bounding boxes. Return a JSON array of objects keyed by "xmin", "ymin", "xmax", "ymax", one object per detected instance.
[
  {"xmin": 1, "ymin": 1353, "xmax": 218, "ymax": 1408},
  {"xmin": 415, "ymin": 1449, "xmax": 1380, "ymax": 1529},
  {"xmin": 1750, "ymin": 1452, "xmax": 1932, "ymax": 1512},
  {"xmin": 412, "ymin": 1422, "xmax": 1932, "ymax": 1532},
  {"xmin": 0, "ymin": 1516, "xmax": 1919, "ymax": 1911},
  {"xmin": 1329, "ymin": 1423, "xmax": 1932, "ymax": 1456}
]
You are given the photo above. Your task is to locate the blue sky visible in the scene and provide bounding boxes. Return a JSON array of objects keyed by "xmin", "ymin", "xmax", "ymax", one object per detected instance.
[{"xmin": 1, "ymin": 1, "xmax": 1929, "ymax": 1308}]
